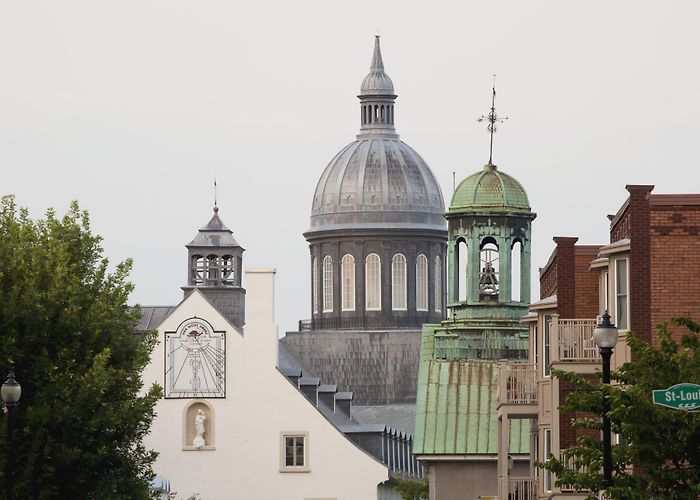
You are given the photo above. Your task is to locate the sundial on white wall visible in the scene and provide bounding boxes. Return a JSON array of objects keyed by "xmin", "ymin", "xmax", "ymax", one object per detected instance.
[{"xmin": 164, "ymin": 317, "xmax": 225, "ymax": 398}]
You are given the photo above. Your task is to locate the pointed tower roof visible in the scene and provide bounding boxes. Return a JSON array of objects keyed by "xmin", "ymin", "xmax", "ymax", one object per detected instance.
[
  {"xmin": 360, "ymin": 36, "xmax": 395, "ymax": 95},
  {"xmin": 187, "ymin": 207, "xmax": 241, "ymax": 248}
]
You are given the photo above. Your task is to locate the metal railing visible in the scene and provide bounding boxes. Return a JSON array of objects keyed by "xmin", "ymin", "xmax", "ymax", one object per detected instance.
[
  {"xmin": 298, "ymin": 314, "xmax": 442, "ymax": 331},
  {"xmin": 498, "ymin": 362, "xmax": 537, "ymax": 405},
  {"xmin": 559, "ymin": 450, "xmax": 591, "ymax": 493},
  {"xmin": 507, "ymin": 477, "xmax": 538, "ymax": 499},
  {"xmin": 551, "ymin": 317, "xmax": 599, "ymax": 362}
]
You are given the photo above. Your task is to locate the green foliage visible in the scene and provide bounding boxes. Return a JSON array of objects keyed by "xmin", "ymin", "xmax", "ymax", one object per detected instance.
[
  {"xmin": 0, "ymin": 196, "xmax": 163, "ymax": 499},
  {"xmin": 540, "ymin": 318, "xmax": 700, "ymax": 499},
  {"xmin": 394, "ymin": 475, "xmax": 429, "ymax": 500}
]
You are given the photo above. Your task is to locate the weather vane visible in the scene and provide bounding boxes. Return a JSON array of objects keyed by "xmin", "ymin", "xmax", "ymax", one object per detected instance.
[
  {"xmin": 477, "ymin": 74, "xmax": 508, "ymax": 165},
  {"xmin": 214, "ymin": 176, "xmax": 218, "ymax": 209}
]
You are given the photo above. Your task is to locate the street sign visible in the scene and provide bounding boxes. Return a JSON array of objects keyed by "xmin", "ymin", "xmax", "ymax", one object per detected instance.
[{"xmin": 652, "ymin": 383, "xmax": 700, "ymax": 411}]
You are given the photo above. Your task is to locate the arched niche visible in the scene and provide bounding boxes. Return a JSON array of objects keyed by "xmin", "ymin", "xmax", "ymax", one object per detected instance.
[
  {"xmin": 511, "ymin": 239, "xmax": 523, "ymax": 302},
  {"xmin": 182, "ymin": 400, "xmax": 215, "ymax": 451}
]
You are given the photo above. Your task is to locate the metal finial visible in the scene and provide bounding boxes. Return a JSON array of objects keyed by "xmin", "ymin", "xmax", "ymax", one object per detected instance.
[
  {"xmin": 213, "ymin": 176, "xmax": 218, "ymax": 210},
  {"xmin": 477, "ymin": 74, "xmax": 509, "ymax": 165}
]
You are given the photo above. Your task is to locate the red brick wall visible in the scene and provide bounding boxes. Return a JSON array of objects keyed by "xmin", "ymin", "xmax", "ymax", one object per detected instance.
[
  {"xmin": 574, "ymin": 250, "xmax": 600, "ymax": 319},
  {"xmin": 540, "ymin": 256, "xmax": 558, "ymax": 299},
  {"xmin": 627, "ymin": 185, "xmax": 653, "ymax": 344},
  {"xmin": 650, "ymin": 203, "xmax": 700, "ymax": 343},
  {"xmin": 554, "ymin": 237, "xmax": 578, "ymax": 318},
  {"xmin": 559, "ymin": 379, "xmax": 600, "ymax": 449}
]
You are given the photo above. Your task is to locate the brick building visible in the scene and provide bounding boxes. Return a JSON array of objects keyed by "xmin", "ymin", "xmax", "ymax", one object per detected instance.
[{"xmin": 496, "ymin": 184, "xmax": 700, "ymax": 498}]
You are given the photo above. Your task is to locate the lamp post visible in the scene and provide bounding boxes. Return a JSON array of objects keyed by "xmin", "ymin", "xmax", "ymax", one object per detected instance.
[
  {"xmin": 1, "ymin": 372, "xmax": 21, "ymax": 500},
  {"xmin": 593, "ymin": 312, "xmax": 618, "ymax": 489}
]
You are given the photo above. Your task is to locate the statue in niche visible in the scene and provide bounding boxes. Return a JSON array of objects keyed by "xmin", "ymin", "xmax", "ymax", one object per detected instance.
[{"xmin": 193, "ymin": 409, "xmax": 206, "ymax": 448}]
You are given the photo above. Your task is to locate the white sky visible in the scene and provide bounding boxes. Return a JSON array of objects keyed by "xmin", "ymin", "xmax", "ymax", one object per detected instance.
[{"xmin": 2, "ymin": 1, "xmax": 699, "ymax": 333}]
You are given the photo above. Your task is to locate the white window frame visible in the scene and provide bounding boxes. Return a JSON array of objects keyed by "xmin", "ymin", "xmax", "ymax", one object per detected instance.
[
  {"xmin": 416, "ymin": 254, "xmax": 428, "ymax": 311},
  {"xmin": 279, "ymin": 432, "xmax": 310, "ymax": 473},
  {"xmin": 341, "ymin": 254, "xmax": 355, "ymax": 311},
  {"xmin": 434, "ymin": 255, "xmax": 442, "ymax": 312},
  {"xmin": 312, "ymin": 257, "xmax": 318, "ymax": 314},
  {"xmin": 600, "ymin": 269, "xmax": 609, "ymax": 314},
  {"xmin": 392, "ymin": 253, "xmax": 407, "ymax": 311},
  {"xmin": 543, "ymin": 429, "xmax": 552, "ymax": 492},
  {"xmin": 365, "ymin": 254, "xmax": 381, "ymax": 311},
  {"xmin": 322, "ymin": 256, "xmax": 333, "ymax": 313},
  {"xmin": 543, "ymin": 315, "xmax": 551, "ymax": 377},
  {"xmin": 614, "ymin": 258, "xmax": 629, "ymax": 331}
]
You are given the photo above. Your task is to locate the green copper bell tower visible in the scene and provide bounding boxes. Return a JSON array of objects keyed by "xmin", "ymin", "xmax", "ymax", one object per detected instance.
[{"xmin": 447, "ymin": 161, "xmax": 535, "ymax": 322}]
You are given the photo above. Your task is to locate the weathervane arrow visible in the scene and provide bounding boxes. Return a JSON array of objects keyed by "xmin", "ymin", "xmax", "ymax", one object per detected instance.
[{"xmin": 477, "ymin": 74, "xmax": 509, "ymax": 165}]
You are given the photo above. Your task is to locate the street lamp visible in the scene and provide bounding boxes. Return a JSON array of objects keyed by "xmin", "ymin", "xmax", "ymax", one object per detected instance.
[
  {"xmin": 593, "ymin": 312, "xmax": 618, "ymax": 488},
  {"xmin": 2, "ymin": 372, "xmax": 21, "ymax": 500}
]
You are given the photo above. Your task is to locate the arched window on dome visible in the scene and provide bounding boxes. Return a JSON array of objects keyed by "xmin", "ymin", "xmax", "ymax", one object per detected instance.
[
  {"xmin": 392, "ymin": 254, "xmax": 407, "ymax": 311},
  {"xmin": 511, "ymin": 240, "xmax": 522, "ymax": 302},
  {"xmin": 365, "ymin": 254, "xmax": 381, "ymax": 311},
  {"xmin": 479, "ymin": 238, "xmax": 499, "ymax": 300},
  {"xmin": 457, "ymin": 238, "xmax": 468, "ymax": 301},
  {"xmin": 312, "ymin": 257, "xmax": 318, "ymax": 314},
  {"xmin": 206, "ymin": 255, "xmax": 219, "ymax": 285},
  {"xmin": 341, "ymin": 254, "xmax": 355, "ymax": 311},
  {"xmin": 416, "ymin": 254, "xmax": 428, "ymax": 311},
  {"xmin": 380, "ymin": 105, "xmax": 385, "ymax": 123},
  {"xmin": 322, "ymin": 256, "xmax": 333, "ymax": 313},
  {"xmin": 374, "ymin": 105, "xmax": 379, "ymax": 122},
  {"xmin": 192, "ymin": 255, "xmax": 204, "ymax": 286},
  {"xmin": 221, "ymin": 255, "xmax": 234, "ymax": 286},
  {"xmin": 435, "ymin": 256, "xmax": 442, "ymax": 312}
]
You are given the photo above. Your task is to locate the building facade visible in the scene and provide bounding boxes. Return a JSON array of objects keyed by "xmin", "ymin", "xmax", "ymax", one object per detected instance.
[
  {"xmin": 496, "ymin": 185, "xmax": 700, "ymax": 498},
  {"xmin": 413, "ymin": 162, "xmax": 536, "ymax": 500},
  {"xmin": 283, "ymin": 37, "xmax": 447, "ymax": 406}
]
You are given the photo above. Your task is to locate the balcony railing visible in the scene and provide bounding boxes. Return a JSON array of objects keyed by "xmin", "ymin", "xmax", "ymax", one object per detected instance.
[
  {"xmin": 508, "ymin": 477, "xmax": 538, "ymax": 499},
  {"xmin": 559, "ymin": 449, "xmax": 591, "ymax": 493},
  {"xmin": 498, "ymin": 362, "xmax": 537, "ymax": 405},
  {"xmin": 551, "ymin": 317, "xmax": 599, "ymax": 362}
]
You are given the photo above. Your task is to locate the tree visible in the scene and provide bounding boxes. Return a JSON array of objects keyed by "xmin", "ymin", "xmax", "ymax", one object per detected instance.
[
  {"xmin": 0, "ymin": 196, "xmax": 162, "ymax": 499},
  {"xmin": 394, "ymin": 475, "xmax": 429, "ymax": 500},
  {"xmin": 541, "ymin": 318, "xmax": 700, "ymax": 499}
]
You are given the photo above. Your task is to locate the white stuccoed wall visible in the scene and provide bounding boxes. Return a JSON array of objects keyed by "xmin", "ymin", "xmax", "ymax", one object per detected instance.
[{"xmin": 143, "ymin": 268, "xmax": 388, "ymax": 500}]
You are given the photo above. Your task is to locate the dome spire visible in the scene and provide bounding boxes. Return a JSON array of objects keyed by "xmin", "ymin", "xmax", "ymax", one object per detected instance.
[
  {"xmin": 370, "ymin": 35, "xmax": 385, "ymax": 72},
  {"xmin": 358, "ymin": 36, "xmax": 398, "ymax": 139}
]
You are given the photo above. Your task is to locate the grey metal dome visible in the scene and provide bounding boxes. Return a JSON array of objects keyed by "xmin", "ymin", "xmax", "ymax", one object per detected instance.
[
  {"xmin": 309, "ymin": 139, "xmax": 445, "ymax": 232},
  {"xmin": 308, "ymin": 36, "xmax": 445, "ymax": 234}
]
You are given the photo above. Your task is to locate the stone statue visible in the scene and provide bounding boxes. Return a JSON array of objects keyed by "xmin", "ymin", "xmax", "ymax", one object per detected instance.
[{"xmin": 193, "ymin": 409, "xmax": 206, "ymax": 448}]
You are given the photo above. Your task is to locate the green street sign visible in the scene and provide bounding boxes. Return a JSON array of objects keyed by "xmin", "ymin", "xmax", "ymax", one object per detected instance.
[{"xmin": 652, "ymin": 383, "xmax": 700, "ymax": 411}]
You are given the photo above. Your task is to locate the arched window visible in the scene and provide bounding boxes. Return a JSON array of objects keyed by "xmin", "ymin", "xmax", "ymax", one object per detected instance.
[
  {"xmin": 365, "ymin": 254, "xmax": 381, "ymax": 311},
  {"xmin": 312, "ymin": 257, "xmax": 318, "ymax": 314},
  {"xmin": 457, "ymin": 239, "xmax": 468, "ymax": 301},
  {"xmin": 479, "ymin": 238, "xmax": 499, "ymax": 299},
  {"xmin": 192, "ymin": 255, "xmax": 204, "ymax": 286},
  {"xmin": 381, "ymin": 105, "xmax": 385, "ymax": 123},
  {"xmin": 392, "ymin": 254, "xmax": 407, "ymax": 310},
  {"xmin": 206, "ymin": 255, "xmax": 219, "ymax": 285},
  {"xmin": 322, "ymin": 256, "xmax": 333, "ymax": 312},
  {"xmin": 341, "ymin": 254, "xmax": 355, "ymax": 311},
  {"xmin": 221, "ymin": 255, "xmax": 234, "ymax": 285},
  {"xmin": 511, "ymin": 240, "xmax": 522, "ymax": 302},
  {"xmin": 434, "ymin": 256, "xmax": 442, "ymax": 312},
  {"xmin": 416, "ymin": 254, "xmax": 428, "ymax": 311}
]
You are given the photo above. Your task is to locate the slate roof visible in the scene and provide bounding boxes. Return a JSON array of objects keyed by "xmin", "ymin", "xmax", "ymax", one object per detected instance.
[
  {"xmin": 137, "ymin": 306, "xmax": 177, "ymax": 331},
  {"xmin": 413, "ymin": 332, "xmax": 529, "ymax": 455}
]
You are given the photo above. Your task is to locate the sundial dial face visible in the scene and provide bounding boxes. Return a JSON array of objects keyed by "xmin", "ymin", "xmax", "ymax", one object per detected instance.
[{"xmin": 164, "ymin": 317, "xmax": 225, "ymax": 398}]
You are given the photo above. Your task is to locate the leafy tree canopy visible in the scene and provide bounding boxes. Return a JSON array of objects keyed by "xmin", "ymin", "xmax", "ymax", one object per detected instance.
[
  {"xmin": 394, "ymin": 475, "xmax": 429, "ymax": 500},
  {"xmin": 541, "ymin": 318, "xmax": 700, "ymax": 499},
  {"xmin": 0, "ymin": 196, "xmax": 162, "ymax": 499}
]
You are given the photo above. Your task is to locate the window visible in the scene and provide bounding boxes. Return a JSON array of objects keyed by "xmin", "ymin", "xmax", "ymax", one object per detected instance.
[
  {"xmin": 366, "ymin": 254, "xmax": 381, "ymax": 310},
  {"xmin": 192, "ymin": 255, "xmax": 204, "ymax": 286},
  {"xmin": 615, "ymin": 259, "xmax": 628, "ymax": 330},
  {"xmin": 392, "ymin": 254, "xmax": 407, "ymax": 310},
  {"xmin": 416, "ymin": 255, "xmax": 428, "ymax": 311},
  {"xmin": 322, "ymin": 256, "xmax": 333, "ymax": 312},
  {"xmin": 533, "ymin": 324, "xmax": 539, "ymax": 367},
  {"xmin": 601, "ymin": 270, "xmax": 609, "ymax": 313},
  {"xmin": 312, "ymin": 257, "xmax": 318, "ymax": 314},
  {"xmin": 543, "ymin": 315, "xmax": 551, "ymax": 377},
  {"xmin": 221, "ymin": 255, "xmax": 234, "ymax": 285},
  {"xmin": 341, "ymin": 254, "xmax": 355, "ymax": 311},
  {"xmin": 206, "ymin": 254, "xmax": 219, "ymax": 285},
  {"xmin": 434, "ymin": 256, "xmax": 442, "ymax": 312},
  {"xmin": 280, "ymin": 432, "xmax": 309, "ymax": 472},
  {"xmin": 543, "ymin": 429, "xmax": 552, "ymax": 492}
]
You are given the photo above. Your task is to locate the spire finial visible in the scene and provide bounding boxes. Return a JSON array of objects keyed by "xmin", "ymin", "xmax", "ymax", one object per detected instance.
[
  {"xmin": 213, "ymin": 176, "xmax": 218, "ymax": 212},
  {"xmin": 477, "ymin": 74, "xmax": 509, "ymax": 165},
  {"xmin": 370, "ymin": 35, "xmax": 384, "ymax": 71}
]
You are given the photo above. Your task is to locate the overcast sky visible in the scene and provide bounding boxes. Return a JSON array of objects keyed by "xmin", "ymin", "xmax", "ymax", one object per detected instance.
[{"xmin": 2, "ymin": 1, "xmax": 699, "ymax": 333}]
